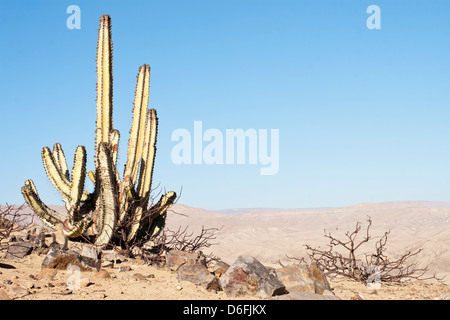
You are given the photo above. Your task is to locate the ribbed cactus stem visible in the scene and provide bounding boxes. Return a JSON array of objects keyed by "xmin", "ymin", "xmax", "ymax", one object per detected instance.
[
  {"xmin": 118, "ymin": 64, "xmax": 151, "ymax": 224},
  {"xmin": 138, "ymin": 109, "xmax": 158, "ymax": 204},
  {"xmin": 126, "ymin": 108, "xmax": 158, "ymax": 242},
  {"xmin": 96, "ymin": 14, "xmax": 114, "ymax": 159},
  {"xmin": 68, "ymin": 146, "xmax": 87, "ymax": 220},
  {"xmin": 42, "ymin": 146, "xmax": 72, "ymax": 204},
  {"xmin": 94, "ymin": 143, "xmax": 118, "ymax": 247},
  {"xmin": 53, "ymin": 143, "xmax": 70, "ymax": 180},
  {"xmin": 21, "ymin": 180, "xmax": 66, "ymax": 229}
]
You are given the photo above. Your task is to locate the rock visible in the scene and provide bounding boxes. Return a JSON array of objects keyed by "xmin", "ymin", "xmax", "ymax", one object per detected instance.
[
  {"xmin": 166, "ymin": 250, "xmax": 207, "ymax": 271},
  {"xmin": 275, "ymin": 262, "xmax": 331, "ymax": 294},
  {"xmin": 94, "ymin": 270, "xmax": 111, "ymax": 279},
  {"xmin": 129, "ymin": 273, "xmax": 146, "ymax": 281},
  {"xmin": 37, "ymin": 268, "xmax": 57, "ymax": 281},
  {"xmin": 273, "ymin": 291, "xmax": 341, "ymax": 300},
  {"xmin": 95, "ymin": 292, "xmax": 107, "ymax": 299},
  {"xmin": 352, "ymin": 293, "xmax": 364, "ymax": 300},
  {"xmin": 12, "ymin": 286, "xmax": 30, "ymax": 296},
  {"xmin": 220, "ymin": 255, "xmax": 286, "ymax": 298},
  {"xmin": 102, "ymin": 250, "xmax": 127, "ymax": 264},
  {"xmin": 118, "ymin": 266, "xmax": 132, "ymax": 272},
  {"xmin": 3, "ymin": 242, "xmax": 34, "ymax": 260},
  {"xmin": 81, "ymin": 245, "xmax": 102, "ymax": 270},
  {"xmin": 177, "ymin": 263, "xmax": 219, "ymax": 291},
  {"xmin": 0, "ymin": 289, "xmax": 11, "ymax": 300},
  {"xmin": 210, "ymin": 260, "xmax": 230, "ymax": 277},
  {"xmin": 276, "ymin": 264, "xmax": 315, "ymax": 293},
  {"xmin": 41, "ymin": 247, "xmax": 101, "ymax": 271},
  {"xmin": 309, "ymin": 262, "xmax": 331, "ymax": 292}
]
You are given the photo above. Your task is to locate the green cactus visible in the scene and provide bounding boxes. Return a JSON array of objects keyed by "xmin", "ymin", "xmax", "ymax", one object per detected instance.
[{"xmin": 21, "ymin": 14, "xmax": 176, "ymax": 249}]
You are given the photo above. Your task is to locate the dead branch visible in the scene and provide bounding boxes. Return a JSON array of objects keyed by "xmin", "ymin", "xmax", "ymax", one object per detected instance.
[{"xmin": 300, "ymin": 216, "xmax": 444, "ymax": 284}]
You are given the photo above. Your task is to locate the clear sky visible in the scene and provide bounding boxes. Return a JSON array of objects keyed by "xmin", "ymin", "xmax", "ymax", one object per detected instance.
[{"xmin": 1, "ymin": 0, "xmax": 450, "ymax": 210}]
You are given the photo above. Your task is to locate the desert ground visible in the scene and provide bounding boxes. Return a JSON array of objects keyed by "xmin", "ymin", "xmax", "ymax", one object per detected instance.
[{"xmin": 0, "ymin": 201, "xmax": 449, "ymax": 300}]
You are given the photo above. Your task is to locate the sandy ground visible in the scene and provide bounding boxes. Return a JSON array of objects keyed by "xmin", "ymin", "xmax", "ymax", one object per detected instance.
[
  {"xmin": 1, "ymin": 200, "xmax": 449, "ymax": 300},
  {"xmin": 0, "ymin": 251, "xmax": 448, "ymax": 300}
]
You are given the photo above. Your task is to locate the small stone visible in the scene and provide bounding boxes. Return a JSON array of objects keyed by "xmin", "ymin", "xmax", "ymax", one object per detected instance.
[
  {"xmin": 129, "ymin": 273, "xmax": 146, "ymax": 281},
  {"xmin": 352, "ymin": 293, "xmax": 364, "ymax": 300},
  {"xmin": 94, "ymin": 270, "xmax": 111, "ymax": 279},
  {"xmin": 61, "ymin": 288, "xmax": 73, "ymax": 295},
  {"xmin": 13, "ymin": 286, "xmax": 30, "ymax": 296},
  {"xmin": 118, "ymin": 266, "xmax": 132, "ymax": 272},
  {"xmin": 3, "ymin": 280, "xmax": 12, "ymax": 285},
  {"xmin": 0, "ymin": 289, "xmax": 11, "ymax": 300},
  {"xmin": 95, "ymin": 292, "xmax": 106, "ymax": 299}
]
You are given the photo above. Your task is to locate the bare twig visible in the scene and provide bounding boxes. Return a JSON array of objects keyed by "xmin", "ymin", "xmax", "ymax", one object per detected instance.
[{"xmin": 299, "ymin": 216, "xmax": 444, "ymax": 283}]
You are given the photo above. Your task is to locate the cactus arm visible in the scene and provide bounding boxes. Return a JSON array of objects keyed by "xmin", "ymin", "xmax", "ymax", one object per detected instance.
[
  {"xmin": 118, "ymin": 64, "xmax": 150, "ymax": 224},
  {"xmin": 147, "ymin": 191, "xmax": 177, "ymax": 239},
  {"xmin": 126, "ymin": 108, "xmax": 157, "ymax": 242},
  {"xmin": 42, "ymin": 146, "xmax": 72, "ymax": 203},
  {"xmin": 137, "ymin": 108, "xmax": 158, "ymax": 204},
  {"xmin": 42, "ymin": 146, "xmax": 91, "ymax": 206},
  {"xmin": 121, "ymin": 65, "xmax": 150, "ymax": 188},
  {"xmin": 68, "ymin": 146, "xmax": 87, "ymax": 220},
  {"xmin": 94, "ymin": 143, "xmax": 118, "ymax": 247},
  {"xmin": 21, "ymin": 180, "xmax": 66, "ymax": 229},
  {"xmin": 138, "ymin": 191, "xmax": 176, "ymax": 243},
  {"xmin": 130, "ymin": 64, "xmax": 151, "ymax": 186},
  {"xmin": 96, "ymin": 14, "xmax": 114, "ymax": 163},
  {"xmin": 62, "ymin": 217, "xmax": 93, "ymax": 238},
  {"xmin": 53, "ymin": 143, "xmax": 70, "ymax": 180}
]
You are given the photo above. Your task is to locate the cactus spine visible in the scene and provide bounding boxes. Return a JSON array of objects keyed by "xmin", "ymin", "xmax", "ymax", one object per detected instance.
[{"xmin": 22, "ymin": 15, "xmax": 176, "ymax": 249}]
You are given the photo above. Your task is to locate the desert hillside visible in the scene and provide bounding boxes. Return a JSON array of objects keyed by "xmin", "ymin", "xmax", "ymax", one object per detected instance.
[{"xmin": 165, "ymin": 201, "xmax": 450, "ymax": 283}]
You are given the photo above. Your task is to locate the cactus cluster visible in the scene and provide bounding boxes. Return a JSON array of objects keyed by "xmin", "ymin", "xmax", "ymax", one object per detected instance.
[{"xmin": 21, "ymin": 15, "xmax": 176, "ymax": 248}]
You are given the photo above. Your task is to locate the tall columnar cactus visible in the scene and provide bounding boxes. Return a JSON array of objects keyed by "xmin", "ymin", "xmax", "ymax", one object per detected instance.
[{"xmin": 21, "ymin": 15, "xmax": 176, "ymax": 249}]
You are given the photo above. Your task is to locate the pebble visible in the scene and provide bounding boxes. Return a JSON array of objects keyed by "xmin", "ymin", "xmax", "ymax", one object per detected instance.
[
  {"xmin": 94, "ymin": 270, "xmax": 111, "ymax": 279},
  {"xmin": 118, "ymin": 266, "xmax": 132, "ymax": 272},
  {"xmin": 0, "ymin": 289, "xmax": 11, "ymax": 300},
  {"xmin": 13, "ymin": 286, "xmax": 30, "ymax": 296}
]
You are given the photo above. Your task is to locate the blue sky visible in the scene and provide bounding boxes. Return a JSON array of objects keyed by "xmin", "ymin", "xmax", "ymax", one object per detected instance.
[{"xmin": 1, "ymin": 0, "xmax": 450, "ymax": 210}]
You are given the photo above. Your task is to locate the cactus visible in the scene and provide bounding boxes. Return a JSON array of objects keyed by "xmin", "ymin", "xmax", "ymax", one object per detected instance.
[{"xmin": 21, "ymin": 15, "xmax": 176, "ymax": 249}]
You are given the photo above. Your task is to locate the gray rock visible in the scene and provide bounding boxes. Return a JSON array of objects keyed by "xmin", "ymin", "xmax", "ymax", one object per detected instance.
[
  {"xmin": 3, "ymin": 242, "xmax": 33, "ymax": 260},
  {"xmin": 166, "ymin": 250, "xmax": 207, "ymax": 271},
  {"xmin": 177, "ymin": 263, "xmax": 219, "ymax": 291},
  {"xmin": 220, "ymin": 255, "xmax": 286, "ymax": 298}
]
